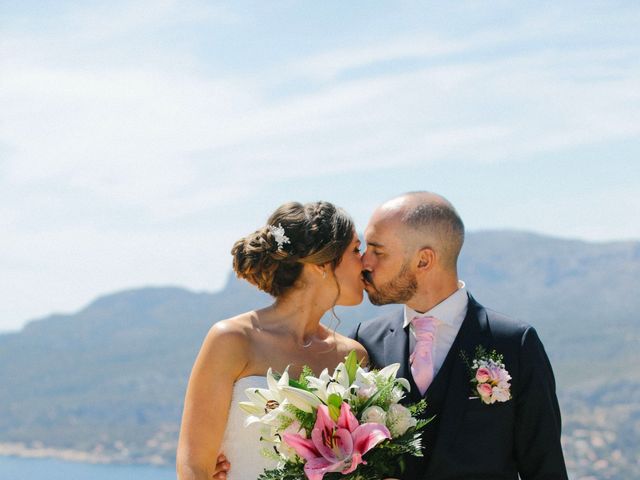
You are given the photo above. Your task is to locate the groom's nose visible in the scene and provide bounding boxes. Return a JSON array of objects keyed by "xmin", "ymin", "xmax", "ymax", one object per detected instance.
[{"xmin": 361, "ymin": 248, "xmax": 373, "ymax": 269}]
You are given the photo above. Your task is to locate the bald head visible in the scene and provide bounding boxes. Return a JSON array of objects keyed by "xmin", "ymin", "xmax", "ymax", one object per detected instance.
[{"xmin": 375, "ymin": 192, "xmax": 465, "ymax": 270}]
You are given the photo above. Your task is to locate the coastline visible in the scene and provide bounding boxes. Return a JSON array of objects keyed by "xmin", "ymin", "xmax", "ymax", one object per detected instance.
[{"xmin": 0, "ymin": 442, "xmax": 171, "ymax": 467}]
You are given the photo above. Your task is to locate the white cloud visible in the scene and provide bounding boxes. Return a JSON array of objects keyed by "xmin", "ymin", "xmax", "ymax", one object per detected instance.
[
  {"xmin": 3, "ymin": 8, "xmax": 639, "ymax": 196},
  {"xmin": 292, "ymin": 33, "xmax": 474, "ymax": 81}
]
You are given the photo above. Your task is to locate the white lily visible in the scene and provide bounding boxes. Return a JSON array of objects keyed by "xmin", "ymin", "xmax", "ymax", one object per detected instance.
[
  {"xmin": 332, "ymin": 362, "xmax": 351, "ymax": 389},
  {"xmin": 354, "ymin": 367, "xmax": 378, "ymax": 399},
  {"xmin": 280, "ymin": 385, "xmax": 322, "ymax": 413},
  {"xmin": 377, "ymin": 363, "xmax": 400, "ymax": 379},
  {"xmin": 239, "ymin": 368, "xmax": 292, "ymax": 426},
  {"xmin": 305, "ymin": 362, "xmax": 353, "ymax": 402},
  {"xmin": 375, "ymin": 363, "xmax": 411, "ymax": 392},
  {"xmin": 353, "ymin": 363, "xmax": 411, "ymax": 401}
]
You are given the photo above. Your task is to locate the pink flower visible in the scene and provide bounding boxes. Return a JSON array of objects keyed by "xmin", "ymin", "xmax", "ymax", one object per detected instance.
[
  {"xmin": 283, "ymin": 403, "xmax": 390, "ymax": 480},
  {"xmin": 477, "ymin": 383, "xmax": 493, "ymax": 399},
  {"xmin": 475, "ymin": 367, "xmax": 491, "ymax": 383}
]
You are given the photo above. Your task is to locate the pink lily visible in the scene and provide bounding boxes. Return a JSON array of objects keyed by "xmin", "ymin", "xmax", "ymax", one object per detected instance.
[{"xmin": 283, "ymin": 402, "xmax": 390, "ymax": 480}]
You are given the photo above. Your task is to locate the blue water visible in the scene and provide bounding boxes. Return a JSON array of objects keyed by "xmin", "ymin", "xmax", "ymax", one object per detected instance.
[{"xmin": 0, "ymin": 456, "xmax": 175, "ymax": 480}]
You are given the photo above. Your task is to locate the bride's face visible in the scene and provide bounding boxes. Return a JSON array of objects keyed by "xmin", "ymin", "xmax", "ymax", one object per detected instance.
[{"xmin": 332, "ymin": 232, "xmax": 365, "ymax": 306}]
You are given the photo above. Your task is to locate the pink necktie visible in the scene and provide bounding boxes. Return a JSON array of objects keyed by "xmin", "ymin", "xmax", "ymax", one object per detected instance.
[{"xmin": 410, "ymin": 316, "xmax": 437, "ymax": 396}]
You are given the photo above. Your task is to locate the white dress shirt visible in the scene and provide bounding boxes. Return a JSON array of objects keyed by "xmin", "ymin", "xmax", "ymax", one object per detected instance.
[{"xmin": 404, "ymin": 281, "xmax": 468, "ymax": 376}]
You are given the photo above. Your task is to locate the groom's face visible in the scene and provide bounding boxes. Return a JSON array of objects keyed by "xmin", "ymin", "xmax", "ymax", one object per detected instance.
[{"xmin": 362, "ymin": 214, "xmax": 417, "ymax": 305}]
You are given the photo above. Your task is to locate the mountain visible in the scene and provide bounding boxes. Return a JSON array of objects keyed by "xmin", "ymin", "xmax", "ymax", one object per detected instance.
[
  {"xmin": 0, "ymin": 282, "xmax": 269, "ymax": 465},
  {"xmin": 1, "ymin": 230, "xmax": 638, "ymax": 477}
]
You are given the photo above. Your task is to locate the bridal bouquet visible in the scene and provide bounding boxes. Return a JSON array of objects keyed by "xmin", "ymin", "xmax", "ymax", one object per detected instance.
[{"xmin": 239, "ymin": 351, "xmax": 431, "ymax": 480}]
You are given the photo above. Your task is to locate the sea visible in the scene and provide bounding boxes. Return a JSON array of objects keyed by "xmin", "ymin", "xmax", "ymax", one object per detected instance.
[{"xmin": 0, "ymin": 456, "xmax": 175, "ymax": 480}]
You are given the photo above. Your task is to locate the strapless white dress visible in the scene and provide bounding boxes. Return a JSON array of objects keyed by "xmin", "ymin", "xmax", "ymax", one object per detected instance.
[{"xmin": 220, "ymin": 376, "xmax": 278, "ymax": 480}]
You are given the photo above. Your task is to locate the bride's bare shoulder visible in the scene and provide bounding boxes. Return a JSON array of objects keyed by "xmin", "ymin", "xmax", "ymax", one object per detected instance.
[
  {"xmin": 209, "ymin": 311, "xmax": 256, "ymax": 336},
  {"xmin": 197, "ymin": 312, "xmax": 258, "ymax": 375}
]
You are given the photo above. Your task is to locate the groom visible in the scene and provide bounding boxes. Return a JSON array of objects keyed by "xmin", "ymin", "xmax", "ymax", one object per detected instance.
[{"xmin": 351, "ymin": 191, "xmax": 568, "ymax": 479}]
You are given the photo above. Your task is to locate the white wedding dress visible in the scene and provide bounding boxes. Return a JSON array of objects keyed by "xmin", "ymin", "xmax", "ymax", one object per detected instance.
[{"xmin": 220, "ymin": 376, "xmax": 278, "ymax": 480}]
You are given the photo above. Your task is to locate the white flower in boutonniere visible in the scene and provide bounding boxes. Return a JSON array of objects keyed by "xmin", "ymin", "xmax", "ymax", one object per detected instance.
[{"xmin": 461, "ymin": 346, "xmax": 512, "ymax": 405}]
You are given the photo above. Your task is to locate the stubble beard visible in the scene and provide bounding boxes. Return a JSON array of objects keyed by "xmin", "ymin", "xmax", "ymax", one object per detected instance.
[{"xmin": 366, "ymin": 260, "xmax": 417, "ymax": 306}]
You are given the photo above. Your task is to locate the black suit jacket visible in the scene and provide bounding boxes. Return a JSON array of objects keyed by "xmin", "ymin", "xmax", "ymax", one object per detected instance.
[{"xmin": 350, "ymin": 294, "xmax": 568, "ymax": 480}]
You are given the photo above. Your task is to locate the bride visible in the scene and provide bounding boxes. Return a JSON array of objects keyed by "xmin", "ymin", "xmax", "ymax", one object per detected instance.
[{"xmin": 176, "ymin": 201, "xmax": 368, "ymax": 480}]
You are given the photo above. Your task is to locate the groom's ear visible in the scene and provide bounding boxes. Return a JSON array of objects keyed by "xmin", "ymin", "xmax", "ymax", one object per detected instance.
[{"xmin": 416, "ymin": 247, "xmax": 435, "ymax": 272}]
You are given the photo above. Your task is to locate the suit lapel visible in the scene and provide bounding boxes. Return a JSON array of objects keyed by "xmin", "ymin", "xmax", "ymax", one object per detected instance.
[{"xmin": 426, "ymin": 295, "xmax": 491, "ymax": 471}]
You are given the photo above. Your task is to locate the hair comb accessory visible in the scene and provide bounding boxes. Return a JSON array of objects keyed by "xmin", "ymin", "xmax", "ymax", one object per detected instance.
[{"xmin": 268, "ymin": 223, "xmax": 291, "ymax": 250}]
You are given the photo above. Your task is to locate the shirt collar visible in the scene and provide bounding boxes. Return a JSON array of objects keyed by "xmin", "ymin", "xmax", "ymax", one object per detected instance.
[{"xmin": 403, "ymin": 280, "xmax": 468, "ymax": 329}]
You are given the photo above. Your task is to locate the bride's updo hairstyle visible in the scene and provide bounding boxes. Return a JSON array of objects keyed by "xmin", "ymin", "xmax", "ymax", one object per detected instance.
[{"xmin": 231, "ymin": 201, "xmax": 355, "ymax": 297}]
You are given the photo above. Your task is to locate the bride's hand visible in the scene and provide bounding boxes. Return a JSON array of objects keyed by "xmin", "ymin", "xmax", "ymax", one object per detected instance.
[{"xmin": 212, "ymin": 453, "xmax": 230, "ymax": 479}]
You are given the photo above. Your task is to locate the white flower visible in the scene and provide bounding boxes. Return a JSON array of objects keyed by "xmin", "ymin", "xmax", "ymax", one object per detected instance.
[
  {"xmin": 352, "ymin": 363, "xmax": 410, "ymax": 404},
  {"xmin": 497, "ymin": 380, "xmax": 510, "ymax": 390},
  {"xmin": 306, "ymin": 363, "xmax": 351, "ymax": 402},
  {"xmin": 353, "ymin": 368, "xmax": 377, "ymax": 400},
  {"xmin": 491, "ymin": 386, "xmax": 511, "ymax": 403},
  {"xmin": 356, "ymin": 384, "xmax": 376, "ymax": 400},
  {"xmin": 389, "ymin": 386, "xmax": 406, "ymax": 404},
  {"xmin": 275, "ymin": 420, "xmax": 304, "ymax": 461},
  {"xmin": 386, "ymin": 403, "xmax": 417, "ymax": 437},
  {"xmin": 280, "ymin": 385, "xmax": 322, "ymax": 413},
  {"xmin": 239, "ymin": 368, "xmax": 291, "ymax": 426},
  {"xmin": 378, "ymin": 363, "xmax": 411, "ymax": 392},
  {"xmin": 361, "ymin": 406, "xmax": 387, "ymax": 425},
  {"xmin": 267, "ymin": 223, "xmax": 290, "ymax": 249}
]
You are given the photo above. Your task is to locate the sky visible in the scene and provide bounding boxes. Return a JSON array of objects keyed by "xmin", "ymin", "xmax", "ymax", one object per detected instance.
[{"xmin": 1, "ymin": 0, "xmax": 639, "ymax": 331}]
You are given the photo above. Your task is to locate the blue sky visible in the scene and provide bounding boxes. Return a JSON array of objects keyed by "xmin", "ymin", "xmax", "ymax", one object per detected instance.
[{"xmin": 1, "ymin": 1, "xmax": 639, "ymax": 331}]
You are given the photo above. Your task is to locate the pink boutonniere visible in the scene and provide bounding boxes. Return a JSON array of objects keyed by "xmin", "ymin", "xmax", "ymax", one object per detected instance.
[{"xmin": 461, "ymin": 346, "xmax": 512, "ymax": 404}]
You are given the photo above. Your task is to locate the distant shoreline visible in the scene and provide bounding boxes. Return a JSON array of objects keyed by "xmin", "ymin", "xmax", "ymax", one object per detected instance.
[{"xmin": 0, "ymin": 443, "xmax": 170, "ymax": 467}]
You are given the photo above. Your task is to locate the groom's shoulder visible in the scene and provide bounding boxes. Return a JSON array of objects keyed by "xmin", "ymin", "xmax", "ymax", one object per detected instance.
[
  {"xmin": 472, "ymin": 297, "xmax": 531, "ymax": 341},
  {"xmin": 476, "ymin": 305, "xmax": 538, "ymax": 365},
  {"xmin": 487, "ymin": 307, "xmax": 530, "ymax": 334},
  {"xmin": 350, "ymin": 308, "xmax": 403, "ymax": 340}
]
